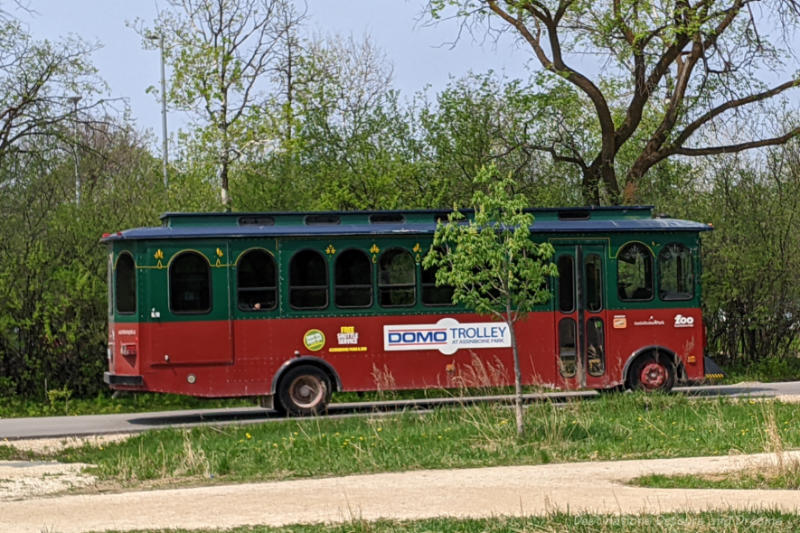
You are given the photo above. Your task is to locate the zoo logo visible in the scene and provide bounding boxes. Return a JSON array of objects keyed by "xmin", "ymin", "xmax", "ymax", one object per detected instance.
[{"xmin": 674, "ymin": 314, "xmax": 695, "ymax": 328}]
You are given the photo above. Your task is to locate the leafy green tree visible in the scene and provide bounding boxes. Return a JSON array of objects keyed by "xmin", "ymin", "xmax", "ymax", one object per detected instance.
[
  {"xmin": 424, "ymin": 165, "xmax": 557, "ymax": 436},
  {"xmin": 0, "ymin": 118, "xmax": 163, "ymax": 399},
  {"xmin": 429, "ymin": 1, "xmax": 800, "ymax": 205},
  {"xmin": 416, "ymin": 72, "xmax": 582, "ymax": 207},
  {"xmin": 697, "ymin": 143, "xmax": 800, "ymax": 365},
  {"xmin": 233, "ymin": 33, "xmax": 422, "ymax": 211},
  {"xmin": 138, "ymin": 0, "xmax": 305, "ymax": 210}
]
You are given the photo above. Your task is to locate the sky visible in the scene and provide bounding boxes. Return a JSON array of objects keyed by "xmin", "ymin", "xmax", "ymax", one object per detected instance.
[{"xmin": 17, "ymin": 1, "xmax": 532, "ymax": 147}]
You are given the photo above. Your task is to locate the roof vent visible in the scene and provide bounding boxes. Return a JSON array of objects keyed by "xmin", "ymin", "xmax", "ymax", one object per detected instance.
[
  {"xmin": 239, "ymin": 215, "xmax": 275, "ymax": 226},
  {"xmin": 305, "ymin": 214, "xmax": 341, "ymax": 225},
  {"xmin": 557, "ymin": 209, "xmax": 590, "ymax": 220},
  {"xmin": 370, "ymin": 213, "xmax": 406, "ymax": 224}
]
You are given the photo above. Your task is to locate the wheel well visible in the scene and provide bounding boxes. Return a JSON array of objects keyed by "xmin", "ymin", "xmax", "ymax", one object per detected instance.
[
  {"xmin": 271, "ymin": 357, "xmax": 341, "ymax": 396},
  {"xmin": 623, "ymin": 347, "xmax": 685, "ymax": 389}
]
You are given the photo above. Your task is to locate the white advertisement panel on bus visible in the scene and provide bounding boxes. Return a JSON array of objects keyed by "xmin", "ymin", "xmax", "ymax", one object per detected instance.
[{"xmin": 383, "ymin": 317, "xmax": 511, "ymax": 355}]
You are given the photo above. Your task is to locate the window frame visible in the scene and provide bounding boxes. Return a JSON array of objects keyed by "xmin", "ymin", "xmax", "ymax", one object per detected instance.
[
  {"xmin": 334, "ymin": 248, "xmax": 373, "ymax": 309},
  {"xmin": 236, "ymin": 248, "xmax": 278, "ymax": 312},
  {"xmin": 658, "ymin": 242, "xmax": 694, "ymax": 301},
  {"xmin": 114, "ymin": 251, "xmax": 137, "ymax": 315},
  {"xmin": 289, "ymin": 248, "xmax": 329, "ymax": 310},
  {"xmin": 169, "ymin": 250, "xmax": 212, "ymax": 315},
  {"xmin": 421, "ymin": 249, "xmax": 455, "ymax": 307},
  {"xmin": 616, "ymin": 242, "xmax": 654, "ymax": 302},
  {"xmin": 378, "ymin": 247, "xmax": 417, "ymax": 308}
]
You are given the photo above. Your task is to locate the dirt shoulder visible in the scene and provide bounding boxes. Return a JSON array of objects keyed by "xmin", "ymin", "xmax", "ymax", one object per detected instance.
[{"xmin": 1, "ymin": 450, "xmax": 800, "ymax": 533}]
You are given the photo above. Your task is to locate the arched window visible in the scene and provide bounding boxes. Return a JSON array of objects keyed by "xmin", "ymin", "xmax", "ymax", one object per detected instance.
[
  {"xmin": 617, "ymin": 243, "xmax": 653, "ymax": 301},
  {"xmin": 557, "ymin": 255, "xmax": 575, "ymax": 313},
  {"xmin": 170, "ymin": 251, "xmax": 211, "ymax": 313},
  {"xmin": 421, "ymin": 262, "xmax": 454, "ymax": 306},
  {"xmin": 115, "ymin": 252, "xmax": 136, "ymax": 314},
  {"xmin": 584, "ymin": 254, "xmax": 603, "ymax": 312},
  {"xmin": 379, "ymin": 248, "xmax": 416, "ymax": 307},
  {"xmin": 659, "ymin": 243, "xmax": 694, "ymax": 300},
  {"xmin": 290, "ymin": 249, "xmax": 328, "ymax": 309},
  {"xmin": 335, "ymin": 249, "xmax": 372, "ymax": 308},
  {"xmin": 237, "ymin": 249, "xmax": 277, "ymax": 311}
]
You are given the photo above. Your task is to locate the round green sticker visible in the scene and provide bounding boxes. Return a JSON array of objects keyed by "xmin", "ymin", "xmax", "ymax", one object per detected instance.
[{"xmin": 303, "ymin": 329, "xmax": 325, "ymax": 351}]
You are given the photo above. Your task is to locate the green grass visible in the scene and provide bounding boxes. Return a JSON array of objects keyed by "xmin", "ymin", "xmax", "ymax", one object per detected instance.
[
  {"xmin": 97, "ymin": 510, "xmax": 800, "ymax": 533},
  {"xmin": 633, "ymin": 470, "xmax": 800, "ymax": 490},
  {"xmin": 5, "ymin": 394, "xmax": 799, "ymax": 489},
  {"xmin": 632, "ymin": 445, "xmax": 800, "ymax": 490},
  {"xmin": 720, "ymin": 355, "xmax": 800, "ymax": 383}
]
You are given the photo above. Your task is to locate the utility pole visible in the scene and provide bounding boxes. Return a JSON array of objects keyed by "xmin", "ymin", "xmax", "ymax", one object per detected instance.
[
  {"xmin": 148, "ymin": 33, "xmax": 169, "ymax": 189},
  {"xmin": 67, "ymin": 95, "xmax": 81, "ymax": 204}
]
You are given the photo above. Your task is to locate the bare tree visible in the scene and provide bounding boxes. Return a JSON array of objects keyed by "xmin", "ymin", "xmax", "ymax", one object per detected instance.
[
  {"xmin": 430, "ymin": 0, "xmax": 800, "ymax": 204},
  {"xmin": 0, "ymin": 18, "xmax": 106, "ymax": 180},
  {"xmin": 139, "ymin": 0, "xmax": 306, "ymax": 209}
]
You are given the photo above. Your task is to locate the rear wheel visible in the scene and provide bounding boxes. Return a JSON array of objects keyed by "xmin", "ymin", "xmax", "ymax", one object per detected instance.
[
  {"xmin": 277, "ymin": 365, "xmax": 332, "ymax": 416},
  {"xmin": 629, "ymin": 353, "xmax": 675, "ymax": 392}
]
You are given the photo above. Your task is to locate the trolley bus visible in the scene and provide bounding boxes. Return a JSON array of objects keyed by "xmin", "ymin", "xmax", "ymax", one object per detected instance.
[{"xmin": 103, "ymin": 206, "xmax": 715, "ymax": 414}]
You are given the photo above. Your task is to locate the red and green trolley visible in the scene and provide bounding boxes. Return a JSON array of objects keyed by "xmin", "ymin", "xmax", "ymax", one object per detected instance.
[{"xmin": 103, "ymin": 206, "xmax": 715, "ymax": 414}]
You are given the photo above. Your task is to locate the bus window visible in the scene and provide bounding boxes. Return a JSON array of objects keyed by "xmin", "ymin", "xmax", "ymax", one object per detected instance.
[
  {"xmin": 422, "ymin": 262, "xmax": 454, "ymax": 306},
  {"xmin": 290, "ymin": 249, "xmax": 328, "ymax": 310},
  {"xmin": 170, "ymin": 251, "xmax": 211, "ymax": 314},
  {"xmin": 379, "ymin": 248, "xmax": 416, "ymax": 307},
  {"xmin": 558, "ymin": 318, "xmax": 577, "ymax": 377},
  {"xmin": 659, "ymin": 243, "xmax": 694, "ymax": 300},
  {"xmin": 617, "ymin": 243, "xmax": 653, "ymax": 301},
  {"xmin": 587, "ymin": 318, "xmax": 605, "ymax": 376},
  {"xmin": 237, "ymin": 249, "xmax": 277, "ymax": 311},
  {"xmin": 335, "ymin": 249, "xmax": 372, "ymax": 308},
  {"xmin": 115, "ymin": 252, "xmax": 136, "ymax": 315},
  {"xmin": 585, "ymin": 254, "xmax": 603, "ymax": 312},
  {"xmin": 557, "ymin": 255, "xmax": 575, "ymax": 312}
]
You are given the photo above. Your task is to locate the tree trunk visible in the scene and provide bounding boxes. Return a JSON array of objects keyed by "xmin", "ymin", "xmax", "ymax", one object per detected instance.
[
  {"xmin": 219, "ymin": 144, "xmax": 231, "ymax": 212},
  {"xmin": 510, "ymin": 321, "xmax": 524, "ymax": 438},
  {"xmin": 582, "ymin": 159, "xmax": 621, "ymax": 206}
]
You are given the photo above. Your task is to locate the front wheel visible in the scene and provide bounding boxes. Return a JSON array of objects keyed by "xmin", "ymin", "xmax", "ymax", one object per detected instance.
[
  {"xmin": 277, "ymin": 365, "xmax": 332, "ymax": 416},
  {"xmin": 629, "ymin": 353, "xmax": 675, "ymax": 392}
]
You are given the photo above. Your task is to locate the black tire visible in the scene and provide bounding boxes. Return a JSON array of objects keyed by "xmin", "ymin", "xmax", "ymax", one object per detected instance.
[
  {"xmin": 276, "ymin": 365, "xmax": 332, "ymax": 416},
  {"xmin": 629, "ymin": 352, "xmax": 676, "ymax": 392}
]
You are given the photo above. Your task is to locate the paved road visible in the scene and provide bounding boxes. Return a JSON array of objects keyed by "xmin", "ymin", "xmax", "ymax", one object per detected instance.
[{"xmin": 1, "ymin": 381, "xmax": 798, "ymax": 440}]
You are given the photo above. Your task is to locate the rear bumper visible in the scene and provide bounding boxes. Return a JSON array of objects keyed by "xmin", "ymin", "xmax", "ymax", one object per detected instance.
[{"xmin": 104, "ymin": 371, "xmax": 144, "ymax": 387}]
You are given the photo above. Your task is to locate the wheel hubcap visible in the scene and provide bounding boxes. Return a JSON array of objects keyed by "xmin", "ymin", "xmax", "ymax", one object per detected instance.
[
  {"xmin": 289, "ymin": 376, "xmax": 324, "ymax": 409},
  {"xmin": 640, "ymin": 362, "xmax": 667, "ymax": 389}
]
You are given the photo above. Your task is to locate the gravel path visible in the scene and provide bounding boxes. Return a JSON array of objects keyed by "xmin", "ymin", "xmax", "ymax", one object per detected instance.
[{"xmin": 1, "ymin": 451, "xmax": 799, "ymax": 532}]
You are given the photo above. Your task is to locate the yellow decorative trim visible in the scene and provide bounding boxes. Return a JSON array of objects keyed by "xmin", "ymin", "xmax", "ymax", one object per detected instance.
[
  {"xmin": 153, "ymin": 249, "xmax": 165, "ymax": 268},
  {"xmin": 326, "ymin": 244, "xmax": 336, "ymax": 255},
  {"xmin": 614, "ymin": 240, "xmax": 656, "ymax": 259},
  {"xmin": 113, "ymin": 251, "xmax": 135, "ymax": 271},
  {"xmin": 233, "ymin": 247, "xmax": 276, "ymax": 265}
]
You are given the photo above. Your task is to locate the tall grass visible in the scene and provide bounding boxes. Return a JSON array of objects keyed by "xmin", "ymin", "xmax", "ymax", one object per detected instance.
[
  {"xmin": 11, "ymin": 394, "xmax": 796, "ymax": 489},
  {"xmin": 633, "ymin": 400, "xmax": 800, "ymax": 490}
]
